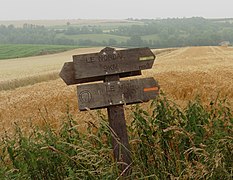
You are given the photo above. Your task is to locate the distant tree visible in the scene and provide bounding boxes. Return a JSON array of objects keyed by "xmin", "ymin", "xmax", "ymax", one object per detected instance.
[
  {"xmin": 8, "ymin": 24, "xmax": 15, "ymax": 29},
  {"xmin": 127, "ymin": 35, "xmax": 144, "ymax": 47},
  {"xmin": 108, "ymin": 38, "xmax": 117, "ymax": 46}
]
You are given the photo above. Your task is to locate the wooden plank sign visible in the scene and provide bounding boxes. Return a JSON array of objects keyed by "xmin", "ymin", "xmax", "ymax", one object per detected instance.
[
  {"xmin": 59, "ymin": 62, "xmax": 142, "ymax": 85},
  {"xmin": 73, "ymin": 47, "xmax": 155, "ymax": 80},
  {"xmin": 59, "ymin": 47, "xmax": 160, "ymax": 176},
  {"xmin": 77, "ymin": 77, "xmax": 159, "ymax": 110}
]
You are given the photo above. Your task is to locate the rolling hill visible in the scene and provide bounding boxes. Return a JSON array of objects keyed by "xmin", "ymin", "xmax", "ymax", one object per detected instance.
[{"xmin": 0, "ymin": 46, "xmax": 233, "ymax": 137}]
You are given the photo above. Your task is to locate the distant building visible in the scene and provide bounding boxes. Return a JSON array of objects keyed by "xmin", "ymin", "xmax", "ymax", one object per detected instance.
[{"xmin": 219, "ymin": 41, "xmax": 230, "ymax": 47}]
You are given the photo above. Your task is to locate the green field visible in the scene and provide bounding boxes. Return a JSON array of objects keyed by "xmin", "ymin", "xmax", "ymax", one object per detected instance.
[
  {"xmin": 49, "ymin": 20, "xmax": 145, "ymax": 31},
  {"xmin": 56, "ymin": 33, "xmax": 129, "ymax": 44},
  {"xmin": 0, "ymin": 44, "xmax": 78, "ymax": 60},
  {"xmin": 142, "ymin": 34, "xmax": 160, "ymax": 41}
]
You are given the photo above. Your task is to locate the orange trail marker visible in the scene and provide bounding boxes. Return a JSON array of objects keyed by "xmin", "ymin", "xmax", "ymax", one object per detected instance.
[
  {"xmin": 144, "ymin": 87, "xmax": 159, "ymax": 92},
  {"xmin": 60, "ymin": 47, "xmax": 160, "ymax": 176}
]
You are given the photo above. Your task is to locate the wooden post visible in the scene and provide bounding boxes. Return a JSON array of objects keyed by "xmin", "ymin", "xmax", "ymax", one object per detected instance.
[
  {"xmin": 59, "ymin": 47, "xmax": 160, "ymax": 177},
  {"xmin": 105, "ymin": 74, "xmax": 132, "ymax": 175}
]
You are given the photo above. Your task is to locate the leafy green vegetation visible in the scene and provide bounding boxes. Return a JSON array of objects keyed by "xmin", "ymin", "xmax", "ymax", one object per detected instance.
[
  {"xmin": 1, "ymin": 17, "xmax": 233, "ymax": 48},
  {"xmin": 0, "ymin": 44, "xmax": 77, "ymax": 60},
  {"xmin": 56, "ymin": 33, "xmax": 129, "ymax": 45},
  {"xmin": 0, "ymin": 95, "xmax": 232, "ymax": 179}
]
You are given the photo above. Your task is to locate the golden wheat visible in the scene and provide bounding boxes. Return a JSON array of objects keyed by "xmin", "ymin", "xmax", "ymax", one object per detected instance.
[
  {"xmin": 0, "ymin": 46, "xmax": 233, "ymax": 137},
  {"xmin": 151, "ymin": 46, "xmax": 233, "ymax": 105}
]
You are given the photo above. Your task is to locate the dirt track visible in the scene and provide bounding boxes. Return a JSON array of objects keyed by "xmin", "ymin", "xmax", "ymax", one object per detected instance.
[{"xmin": 0, "ymin": 46, "xmax": 233, "ymax": 136}]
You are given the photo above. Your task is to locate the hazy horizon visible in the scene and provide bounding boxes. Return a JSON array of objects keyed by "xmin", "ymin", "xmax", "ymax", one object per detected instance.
[{"xmin": 1, "ymin": 0, "xmax": 233, "ymax": 21}]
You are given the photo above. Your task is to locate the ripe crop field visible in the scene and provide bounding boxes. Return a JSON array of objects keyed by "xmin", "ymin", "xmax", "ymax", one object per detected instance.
[
  {"xmin": 148, "ymin": 46, "xmax": 233, "ymax": 105},
  {"xmin": 0, "ymin": 46, "xmax": 232, "ymax": 179},
  {"xmin": 0, "ymin": 44, "xmax": 78, "ymax": 60},
  {"xmin": 0, "ymin": 47, "xmax": 103, "ymax": 90},
  {"xmin": 0, "ymin": 46, "xmax": 233, "ymax": 137}
]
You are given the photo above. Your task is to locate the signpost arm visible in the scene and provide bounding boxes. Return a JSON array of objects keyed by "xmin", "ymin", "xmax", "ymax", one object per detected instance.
[
  {"xmin": 105, "ymin": 74, "xmax": 132, "ymax": 175},
  {"xmin": 60, "ymin": 47, "xmax": 159, "ymax": 177}
]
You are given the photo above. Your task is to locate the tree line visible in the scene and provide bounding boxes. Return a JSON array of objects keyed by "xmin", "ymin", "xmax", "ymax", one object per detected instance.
[
  {"xmin": 0, "ymin": 24, "xmax": 75, "ymax": 45},
  {"xmin": 0, "ymin": 17, "xmax": 233, "ymax": 48},
  {"xmin": 112, "ymin": 17, "xmax": 233, "ymax": 47}
]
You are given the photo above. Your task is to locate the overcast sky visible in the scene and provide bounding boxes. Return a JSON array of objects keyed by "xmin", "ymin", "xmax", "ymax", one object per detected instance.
[{"xmin": 0, "ymin": 0, "xmax": 232, "ymax": 20}]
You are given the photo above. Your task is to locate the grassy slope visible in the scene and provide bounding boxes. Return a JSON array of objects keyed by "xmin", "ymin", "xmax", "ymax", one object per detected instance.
[
  {"xmin": 0, "ymin": 44, "xmax": 78, "ymax": 60},
  {"xmin": 56, "ymin": 33, "xmax": 129, "ymax": 43},
  {"xmin": 142, "ymin": 34, "xmax": 160, "ymax": 41}
]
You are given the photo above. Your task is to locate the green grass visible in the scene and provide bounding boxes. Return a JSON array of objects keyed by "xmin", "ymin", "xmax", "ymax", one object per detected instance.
[
  {"xmin": 142, "ymin": 34, "xmax": 160, "ymax": 41},
  {"xmin": 50, "ymin": 21, "xmax": 145, "ymax": 31},
  {"xmin": 57, "ymin": 33, "xmax": 129, "ymax": 44},
  {"xmin": 0, "ymin": 44, "xmax": 78, "ymax": 60},
  {"xmin": 0, "ymin": 95, "xmax": 232, "ymax": 179}
]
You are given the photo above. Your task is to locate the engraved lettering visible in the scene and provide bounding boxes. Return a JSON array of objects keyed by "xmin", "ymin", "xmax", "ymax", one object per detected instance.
[
  {"xmin": 106, "ymin": 84, "xmax": 116, "ymax": 92},
  {"xmin": 103, "ymin": 64, "xmax": 118, "ymax": 72},
  {"xmin": 86, "ymin": 56, "xmax": 95, "ymax": 63},
  {"xmin": 79, "ymin": 90, "xmax": 92, "ymax": 103},
  {"xmin": 98, "ymin": 53, "xmax": 123, "ymax": 62},
  {"xmin": 97, "ymin": 89, "xmax": 104, "ymax": 95}
]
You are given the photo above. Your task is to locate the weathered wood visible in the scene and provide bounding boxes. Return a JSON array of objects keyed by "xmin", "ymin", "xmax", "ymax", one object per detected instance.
[
  {"xmin": 105, "ymin": 74, "xmax": 132, "ymax": 175},
  {"xmin": 73, "ymin": 47, "xmax": 155, "ymax": 80},
  {"xmin": 59, "ymin": 47, "xmax": 160, "ymax": 176},
  {"xmin": 59, "ymin": 62, "xmax": 81, "ymax": 85},
  {"xmin": 59, "ymin": 61, "xmax": 142, "ymax": 85},
  {"xmin": 77, "ymin": 77, "xmax": 159, "ymax": 110},
  {"xmin": 108, "ymin": 105, "xmax": 131, "ymax": 174}
]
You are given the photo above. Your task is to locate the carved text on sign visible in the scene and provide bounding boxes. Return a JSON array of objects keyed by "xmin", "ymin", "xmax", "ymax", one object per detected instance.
[
  {"xmin": 85, "ymin": 53, "xmax": 123, "ymax": 63},
  {"xmin": 79, "ymin": 90, "xmax": 92, "ymax": 103},
  {"xmin": 77, "ymin": 77, "xmax": 159, "ymax": 110},
  {"xmin": 72, "ymin": 47, "xmax": 155, "ymax": 79}
]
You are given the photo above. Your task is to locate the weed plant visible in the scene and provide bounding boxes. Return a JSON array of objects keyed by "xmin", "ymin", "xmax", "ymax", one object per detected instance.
[{"xmin": 0, "ymin": 95, "xmax": 232, "ymax": 179}]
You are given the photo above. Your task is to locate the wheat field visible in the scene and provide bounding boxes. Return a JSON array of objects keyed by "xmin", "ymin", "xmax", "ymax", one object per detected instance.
[{"xmin": 0, "ymin": 46, "xmax": 233, "ymax": 136}]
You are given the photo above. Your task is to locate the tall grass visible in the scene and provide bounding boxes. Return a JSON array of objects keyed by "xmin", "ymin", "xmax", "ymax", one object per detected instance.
[
  {"xmin": 0, "ymin": 95, "xmax": 232, "ymax": 179},
  {"xmin": 130, "ymin": 95, "xmax": 232, "ymax": 179}
]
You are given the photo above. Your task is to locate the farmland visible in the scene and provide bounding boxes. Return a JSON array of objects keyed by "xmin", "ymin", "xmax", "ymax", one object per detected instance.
[
  {"xmin": 0, "ymin": 44, "xmax": 78, "ymax": 60},
  {"xmin": 0, "ymin": 46, "xmax": 232, "ymax": 178},
  {"xmin": 0, "ymin": 46, "xmax": 233, "ymax": 134},
  {"xmin": 2, "ymin": 17, "xmax": 233, "ymax": 48},
  {"xmin": 0, "ymin": 19, "xmax": 143, "ymax": 28},
  {"xmin": 56, "ymin": 33, "xmax": 129, "ymax": 44}
]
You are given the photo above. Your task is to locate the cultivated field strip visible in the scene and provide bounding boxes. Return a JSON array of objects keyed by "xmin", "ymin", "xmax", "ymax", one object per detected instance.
[
  {"xmin": 0, "ymin": 46, "xmax": 233, "ymax": 136},
  {"xmin": 0, "ymin": 47, "xmax": 103, "ymax": 82}
]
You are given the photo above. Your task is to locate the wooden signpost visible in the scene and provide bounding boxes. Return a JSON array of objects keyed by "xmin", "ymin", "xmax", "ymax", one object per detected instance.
[
  {"xmin": 77, "ymin": 77, "xmax": 159, "ymax": 110},
  {"xmin": 60, "ymin": 47, "xmax": 160, "ymax": 175}
]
